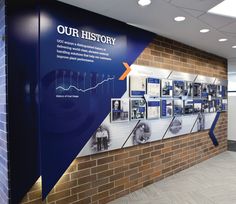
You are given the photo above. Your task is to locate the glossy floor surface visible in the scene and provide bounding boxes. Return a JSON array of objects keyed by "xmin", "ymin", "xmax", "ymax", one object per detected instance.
[{"xmin": 109, "ymin": 151, "xmax": 236, "ymax": 204}]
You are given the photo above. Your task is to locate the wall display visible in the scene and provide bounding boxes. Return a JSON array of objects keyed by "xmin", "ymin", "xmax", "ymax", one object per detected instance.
[
  {"xmin": 222, "ymin": 86, "xmax": 227, "ymax": 98},
  {"xmin": 111, "ymin": 99, "xmax": 129, "ymax": 122},
  {"xmin": 209, "ymin": 100, "xmax": 216, "ymax": 113},
  {"xmin": 183, "ymin": 82, "xmax": 193, "ymax": 98},
  {"xmin": 130, "ymin": 99, "xmax": 146, "ymax": 120},
  {"xmin": 169, "ymin": 118, "xmax": 182, "ymax": 134},
  {"xmin": 91, "ymin": 125, "xmax": 110, "ymax": 152},
  {"xmin": 130, "ymin": 75, "xmax": 146, "ymax": 97},
  {"xmin": 184, "ymin": 100, "xmax": 194, "ymax": 114},
  {"xmin": 208, "ymin": 84, "xmax": 217, "ymax": 98},
  {"xmin": 161, "ymin": 99, "xmax": 173, "ymax": 117},
  {"xmin": 174, "ymin": 100, "xmax": 184, "ymax": 116},
  {"xmin": 161, "ymin": 79, "xmax": 173, "ymax": 97},
  {"xmin": 133, "ymin": 123, "xmax": 151, "ymax": 145},
  {"xmin": 147, "ymin": 100, "xmax": 160, "ymax": 119},
  {"xmin": 193, "ymin": 83, "xmax": 201, "ymax": 98},
  {"xmin": 196, "ymin": 113, "xmax": 205, "ymax": 131},
  {"xmin": 201, "ymin": 84, "xmax": 209, "ymax": 98},
  {"xmin": 216, "ymin": 85, "xmax": 222, "ymax": 98},
  {"xmin": 173, "ymin": 80, "xmax": 185, "ymax": 98},
  {"xmin": 146, "ymin": 77, "xmax": 160, "ymax": 97},
  {"xmin": 215, "ymin": 99, "xmax": 222, "ymax": 112},
  {"xmin": 193, "ymin": 100, "xmax": 202, "ymax": 113}
]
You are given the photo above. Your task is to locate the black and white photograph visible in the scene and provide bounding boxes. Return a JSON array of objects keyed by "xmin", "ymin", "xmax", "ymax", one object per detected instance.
[
  {"xmin": 222, "ymin": 99, "xmax": 228, "ymax": 111},
  {"xmin": 202, "ymin": 100, "xmax": 209, "ymax": 113},
  {"xmin": 209, "ymin": 100, "xmax": 216, "ymax": 113},
  {"xmin": 216, "ymin": 85, "xmax": 222, "ymax": 98},
  {"xmin": 184, "ymin": 100, "xmax": 194, "ymax": 114},
  {"xmin": 161, "ymin": 79, "xmax": 173, "ymax": 97},
  {"xmin": 146, "ymin": 77, "xmax": 160, "ymax": 97},
  {"xmin": 193, "ymin": 100, "xmax": 202, "ymax": 113},
  {"xmin": 111, "ymin": 98, "xmax": 129, "ymax": 122},
  {"xmin": 169, "ymin": 118, "xmax": 182, "ymax": 135},
  {"xmin": 201, "ymin": 84, "xmax": 209, "ymax": 98},
  {"xmin": 193, "ymin": 83, "xmax": 201, "ymax": 98},
  {"xmin": 147, "ymin": 100, "xmax": 160, "ymax": 119},
  {"xmin": 196, "ymin": 112, "xmax": 205, "ymax": 131},
  {"xmin": 91, "ymin": 125, "xmax": 110, "ymax": 152},
  {"xmin": 161, "ymin": 99, "xmax": 173, "ymax": 117},
  {"xmin": 208, "ymin": 84, "xmax": 217, "ymax": 98},
  {"xmin": 173, "ymin": 80, "xmax": 185, "ymax": 98},
  {"xmin": 174, "ymin": 100, "xmax": 184, "ymax": 116},
  {"xmin": 183, "ymin": 82, "xmax": 193, "ymax": 98},
  {"xmin": 129, "ymin": 75, "xmax": 146, "ymax": 97},
  {"xmin": 133, "ymin": 123, "xmax": 151, "ymax": 145},
  {"xmin": 130, "ymin": 99, "xmax": 146, "ymax": 120}
]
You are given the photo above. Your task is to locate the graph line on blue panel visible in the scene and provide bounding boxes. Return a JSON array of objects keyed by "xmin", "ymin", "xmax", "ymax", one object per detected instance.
[{"xmin": 56, "ymin": 77, "xmax": 114, "ymax": 93}]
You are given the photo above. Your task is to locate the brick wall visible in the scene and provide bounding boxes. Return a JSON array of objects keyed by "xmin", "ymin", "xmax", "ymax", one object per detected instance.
[
  {"xmin": 21, "ymin": 35, "xmax": 227, "ymax": 204},
  {"xmin": 0, "ymin": 1, "xmax": 8, "ymax": 203}
]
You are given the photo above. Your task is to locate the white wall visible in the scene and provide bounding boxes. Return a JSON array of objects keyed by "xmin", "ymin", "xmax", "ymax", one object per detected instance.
[{"xmin": 228, "ymin": 59, "xmax": 236, "ymax": 141}]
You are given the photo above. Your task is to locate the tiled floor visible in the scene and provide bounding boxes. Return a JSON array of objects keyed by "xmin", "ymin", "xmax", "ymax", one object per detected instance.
[{"xmin": 109, "ymin": 151, "xmax": 236, "ymax": 204}]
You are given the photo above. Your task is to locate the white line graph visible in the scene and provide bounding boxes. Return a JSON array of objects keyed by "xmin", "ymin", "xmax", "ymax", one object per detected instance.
[{"xmin": 56, "ymin": 77, "xmax": 114, "ymax": 93}]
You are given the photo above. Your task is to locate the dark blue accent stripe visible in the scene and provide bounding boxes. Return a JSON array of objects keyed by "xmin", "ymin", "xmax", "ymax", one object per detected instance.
[{"xmin": 209, "ymin": 112, "xmax": 220, "ymax": 146}]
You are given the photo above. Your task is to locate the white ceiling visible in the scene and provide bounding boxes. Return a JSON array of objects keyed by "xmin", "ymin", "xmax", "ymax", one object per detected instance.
[{"xmin": 58, "ymin": 0, "xmax": 236, "ymax": 62}]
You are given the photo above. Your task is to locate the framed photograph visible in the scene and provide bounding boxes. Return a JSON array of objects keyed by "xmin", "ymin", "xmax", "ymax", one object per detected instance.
[
  {"xmin": 173, "ymin": 80, "xmax": 185, "ymax": 98},
  {"xmin": 216, "ymin": 85, "xmax": 222, "ymax": 98},
  {"xmin": 184, "ymin": 100, "xmax": 194, "ymax": 115},
  {"xmin": 183, "ymin": 82, "xmax": 193, "ymax": 98},
  {"xmin": 173, "ymin": 100, "xmax": 184, "ymax": 116},
  {"xmin": 196, "ymin": 113, "xmax": 205, "ymax": 131},
  {"xmin": 222, "ymin": 99, "xmax": 228, "ymax": 111},
  {"xmin": 129, "ymin": 75, "xmax": 146, "ymax": 97},
  {"xmin": 202, "ymin": 100, "xmax": 209, "ymax": 113},
  {"xmin": 161, "ymin": 99, "xmax": 173, "ymax": 117},
  {"xmin": 208, "ymin": 84, "xmax": 217, "ymax": 98},
  {"xmin": 222, "ymin": 86, "xmax": 227, "ymax": 98},
  {"xmin": 130, "ymin": 98, "xmax": 146, "ymax": 120},
  {"xmin": 209, "ymin": 100, "xmax": 216, "ymax": 113},
  {"xmin": 193, "ymin": 83, "xmax": 201, "ymax": 98},
  {"xmin": 201, "ymin": 84, "xmax": 209, "ymax": 98},
  {"xmin": 193, "ymin": 100, "xmax": 202, "ymax": 113},
  {"xmin": 147, "ymin": 100, "xmax": 160, "ymax": 119},
  {"xmin": 146, "ymin": 77, "xmax": 160, "ymax": 97},
  {"xmin": 111, "ymin": 99, "xmax": 129, "ymax": 122},
  {"xmin": 161, "ymin": 79, "xmax": 173, "ymax": 97},
  {"xmin": 215, "ymin": 99, "xmax": 222, "ymax": 112}
]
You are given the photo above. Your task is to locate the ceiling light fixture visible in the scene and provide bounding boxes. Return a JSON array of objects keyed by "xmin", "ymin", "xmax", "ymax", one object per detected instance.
[
  {"xmin": 232, "ymin": 45, "xmax": 236, "ymax": 48},
  {"xmin": 208, "ymin": 0, "xmax": 236, "ymax": 18},
  {"xmin": 174, "ymin": 16, "xmax": 186, "ymax": 22},
  {"xmin": 138, "ymin": 0, "xmax": 151, "ymax": 7},
  {"xmin": 218, "ymin": 38, "xmax": 228, "ymax": 42},
  {"xmin": 200, "ymin": 29, "xmax": 210, "ymax": 33}
]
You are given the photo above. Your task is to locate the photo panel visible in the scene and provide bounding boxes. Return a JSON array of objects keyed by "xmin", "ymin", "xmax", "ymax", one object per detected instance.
[
  {"xmin": 222, "ymin": 86, "xmax": 227, "ymax": 98},
  {"xmin": 146, "ymin": 77, "xmax": 160, "ymax": 97},
  {"xmin": 215, "ymin": 99, "xmax": 222, "ymax": 112},
  {"xmin": 173, "ymin": 99, "xmax": 184, "ymax": 116},
  {"xmin": 161, "ymin": 79, "xmax": 173, "ymax": 97},
  {"xmin": 208, "ymin": 84, "xmax": 217, "ymax": 98},
  {"xmin": 202, "ymin": 99, "xmax": 209, "ymax": 113},
  {"xmin": 216, "ymin": 85, "xmax": 222, "ymax": 98},
  {"xmin": 147, "ymin": 100, "xmax": 160, "ymax": 119},
  {"xmin": 129, "ymin": 75, "xmax": 146, "ymax": 97},
  {"xmin": 173, "ymin": 80, "xmax": 185, "ymax": 98},
  {"xmin": 201, "ymin": 84, "xmax": 209, "ymax": 98},
  {"xmin": 193, "ymin": 83, "xmax": 201, "ymax": 98},
  {"xmin": 130, "ymin": 98, "xmax": 146, "ymax": 120},
  {"xmin": 222, "ymin": 99, "xmax": 228, "ymax": 111},
  {"xmin": 183, "ymin": 82, "xmax": 193, "ymax": 98},
  {"xmin": 193, "ymin": 100, "xmax": 202, "ymax": 113},
  {"xmin": 209, "ymin": 100, "xmax": 216, "ymax": 113},
  {"xmin": 161, "ymin": 99, "xmax": 173, "ymax": 118},
  {"xmin": 111, "ymin": 98, "xmax": 129, "ymax": 122},
  {"xmin": 132, "ymin": 122, "xmax": 151, "ymax": 145},
  {"xmin": 184, "ymin": 100, "xmax": 194, "ymax": 115}
]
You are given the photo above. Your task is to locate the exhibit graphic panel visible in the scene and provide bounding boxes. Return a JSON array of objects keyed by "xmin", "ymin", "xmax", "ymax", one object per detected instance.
[{"xmin": 39, "ymin": 1, "xmax": 155, "ymax": 197}]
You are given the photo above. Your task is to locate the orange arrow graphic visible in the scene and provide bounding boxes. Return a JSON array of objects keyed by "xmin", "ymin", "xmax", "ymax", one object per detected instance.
[{"xmin": 119, "ymin": 62, "xmax": 131, "ymax": 80}]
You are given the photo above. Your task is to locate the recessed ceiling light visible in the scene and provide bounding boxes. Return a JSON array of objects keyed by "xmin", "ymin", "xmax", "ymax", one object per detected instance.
[
  {"xmin": 174, "ymin": 16, "xmax": 186, "ymax": 22},
  {"xmin": 200, "ymin": 29, "xmax": 210, "ymax": 33},
  {"xmin": 232, "ymin": 45, "xmax": 236, "ymax": 48},
  {"xmin": 218, "ymin": 38, "xmax": 228, "ymax": 42},
  {"xmin": 208, "ymin": 0, "xmax": 236, "ymax": 18},
  {"xmin": 138, "ymin": 0, "xmax": 151, "ymax": 7}
]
